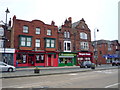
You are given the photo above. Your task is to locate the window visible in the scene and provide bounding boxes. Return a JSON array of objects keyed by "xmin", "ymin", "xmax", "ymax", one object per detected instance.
[
  {"xmin": 46, "ymin": 39, "xmax": 55, "ymax": 48},
  {"xmin": 27, "ymin": 38, "xmax": 32, "ymax": 46},
  {"xmin": 20, "ymin": 36, "xmax": 32, "ymax": 47},
  {"xmin": 23, "ymin": 25, "xmax": 28, "ymax": 33},
  {"xmin": 80, "ymin": 33, "xmax": 87, "ymax": 39},
  {"xmin": 67, "ymin": 32, "xmax": 70, "ymax": 38},
  {"xmin": 36, "ymin": 55, "xmax": 44, "ymax": 63},
  {"xmin": 80, "ymin": 42, "xmax": 89, "ymax": 50},
  {"xmin": 0, "ymin": 40, "xmax": 4, "ymax": 48},
  {"xmin": 64, "ymin": 31, "xmax": 70, "ymax": 38},
  {"xmin": 36, "ymin": 28, "xmax": 40, "ymax": 34},
  {"xmin": 64, "ymin": 31, "xmax": 67, "ymax": 38},
  {"xmin": 35, "ymin": 39, "xmax": 40, "ymax": 47},
  {"xmin": 64, "ymin": 41, "xmax": 71, "ymax": 52},
  {"xmin": 46, "ymin": 39, "xmax": 50, "ymax": 47},
  {"xmin": 51, "ymin": 39, "xmax": 55, "ymax": 48},
  {"xmin": 21, "ymin": 37, "xmax": 26, "ymax": 46},
  {"xmin": 47, "ymin": 29, "xmax": 52, "ymax": 36},
  {"xmin": 16, "ymin": 54, "xmax": 27, "ymax": 64}
]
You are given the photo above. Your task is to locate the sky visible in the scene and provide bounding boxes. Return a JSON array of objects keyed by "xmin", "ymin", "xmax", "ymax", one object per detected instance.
[{"xmin": 0, "ymin": 0, "xmax": 119, "ymax": 41}]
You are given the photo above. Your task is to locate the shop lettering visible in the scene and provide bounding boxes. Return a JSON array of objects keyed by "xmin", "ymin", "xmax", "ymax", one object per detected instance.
[{"xmin": 79, "ymin": 53, "xmax": 91, "ymax": 56}]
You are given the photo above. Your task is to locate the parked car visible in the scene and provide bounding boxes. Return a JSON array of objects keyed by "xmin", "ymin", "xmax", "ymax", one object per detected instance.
[
  {"xmin": 112, "ymin": 60, "xmax": 120, "ymax": 66},
  {"xmin": 80, "ymin": 61, "xmax": 92, "ymax": 68},
  {"xmin": 0, "ymin": 61, "xmax": 16, "ymax": 72}
]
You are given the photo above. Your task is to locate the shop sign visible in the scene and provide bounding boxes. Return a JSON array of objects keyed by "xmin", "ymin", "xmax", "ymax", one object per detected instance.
[
  {"xmin": 60, "ymin": 53, "xmax": 76, "ymax": 56},
  {"xmin": 0, "ymin": 48, "xmax": 15, "ymax": 53},
  {"xmin": 79, "ymin": 53, "xmax": 91, "ymax": 56}
]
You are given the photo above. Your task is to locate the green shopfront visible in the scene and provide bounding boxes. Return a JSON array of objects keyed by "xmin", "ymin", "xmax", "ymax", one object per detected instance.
[{"xmin": 58, "ymin": 52, "xmax": 77, "ymax": 66}]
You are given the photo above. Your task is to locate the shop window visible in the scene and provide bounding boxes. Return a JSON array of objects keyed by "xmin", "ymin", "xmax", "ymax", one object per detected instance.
[
  {"xmin": 36, "ymin": 55, "xmax": 44, "ymax": 63},
  {"xmin": 16, "ymin": 54, "xmax": 27, "ymax": 64}
]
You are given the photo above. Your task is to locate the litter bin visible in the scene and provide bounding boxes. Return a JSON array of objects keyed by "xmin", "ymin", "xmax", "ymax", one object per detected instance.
[{"xmin": 34, "ymin": 67, "xmax": 40, "ymax": 73}]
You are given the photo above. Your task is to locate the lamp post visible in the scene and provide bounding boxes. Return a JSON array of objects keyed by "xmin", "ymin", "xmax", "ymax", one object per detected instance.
[
  {"xmin": 3, "ymin": 8, "xmax": 10, "ymax": 62},
  {"xmin": 94, "ymin": 28, "xmax": 99, "ymax": 67}
]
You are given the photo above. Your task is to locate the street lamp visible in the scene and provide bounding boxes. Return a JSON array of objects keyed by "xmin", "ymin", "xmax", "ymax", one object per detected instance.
[
  {"xmin": 94, "ymin": 28, "xmax": 99, "ymax": 67},
  {"xmin": 3, "ymin": 8, "xmax": 10, "ymax": 63}
]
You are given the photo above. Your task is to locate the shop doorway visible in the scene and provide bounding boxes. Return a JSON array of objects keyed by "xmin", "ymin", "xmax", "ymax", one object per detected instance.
[
  {"xmin": 28, "ymin": 54, "xmax": 34, "ymax": 66},
  {"xmin": 48, "ymin": 55, "xmax": 51, "ymax": 66}
]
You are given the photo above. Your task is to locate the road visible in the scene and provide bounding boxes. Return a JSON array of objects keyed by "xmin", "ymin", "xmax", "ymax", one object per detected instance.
[{"xmin": 2, "ymin": 69, "xmax": 119, "ymax": 88}]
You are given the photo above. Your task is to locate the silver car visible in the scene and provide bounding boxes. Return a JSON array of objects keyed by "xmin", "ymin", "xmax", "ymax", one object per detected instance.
[{"xmin": 0, "ymin": 62, "xmax": 16, "ymax": 72}]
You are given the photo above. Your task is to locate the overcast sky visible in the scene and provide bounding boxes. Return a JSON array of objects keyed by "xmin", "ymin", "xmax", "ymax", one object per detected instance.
[{"xmin": 0, "ymin": 0, "xmax": 119, "ymax": 41}]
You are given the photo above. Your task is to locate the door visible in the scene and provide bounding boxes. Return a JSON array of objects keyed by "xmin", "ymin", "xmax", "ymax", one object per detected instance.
[
  {"xmin": 28, "ymin": 54, "xmax": 34, "ymax": 66},
  {"xmin": 48, "ymin": 55, "xmax": 51, "ymax": 66}
]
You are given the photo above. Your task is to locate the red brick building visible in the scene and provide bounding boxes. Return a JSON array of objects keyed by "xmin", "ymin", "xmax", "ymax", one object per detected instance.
[
  {"xmin": 92, "ymin": 40, "xmax": 120, "ymax": 64},
  {"xmin": 58, "ymin": 17, "xmax": 93, "ymax": 66},
  {"xmin": 11, "ymin": 16, "xmax": 59, "ymax": 67}
]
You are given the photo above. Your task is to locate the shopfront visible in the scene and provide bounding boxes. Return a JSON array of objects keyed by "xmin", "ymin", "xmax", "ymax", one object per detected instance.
[
  {"xmin": 0, "ymin": 48, "xmax": 15, "ymax": 66},
  {"xmin": 103, "ymin": 54, "xmax": 120, "ymax": 64},
  {"xmin": 15, "ymin": 50, "xmax": 58, "ymax": 67},
  {"xmin": 58, "ymin": 52, "xmax": 76, "ymax": 66},
  {"xmin": 77, "ymin": 51, "xmax": 93, "ymax": 66}
]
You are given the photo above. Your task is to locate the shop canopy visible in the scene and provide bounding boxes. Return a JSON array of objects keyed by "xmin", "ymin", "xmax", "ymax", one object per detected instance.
[{"xmin": 103, "ymin": 54, "xmax": 120, "ymax": 58}]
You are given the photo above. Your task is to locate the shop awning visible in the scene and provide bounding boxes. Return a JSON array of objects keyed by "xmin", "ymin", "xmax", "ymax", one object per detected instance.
[
  {"xmin": 59, "ymin": 56, "xmax": 74, "ymax": 58},
  {"xmin": 103, "ymin": 54, "xmax": 120, "ymax": 58}
]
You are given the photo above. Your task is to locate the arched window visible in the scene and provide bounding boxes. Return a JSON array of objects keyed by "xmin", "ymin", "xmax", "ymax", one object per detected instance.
[{"xmin": 80, "ymin": 32, "xmax": 87, "ymax": 39}]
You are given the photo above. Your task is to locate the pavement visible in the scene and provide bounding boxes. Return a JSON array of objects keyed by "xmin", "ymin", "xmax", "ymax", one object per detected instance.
[{"xmin": 1, "ymin": 64, "xmax": 119, "ymax": 78}]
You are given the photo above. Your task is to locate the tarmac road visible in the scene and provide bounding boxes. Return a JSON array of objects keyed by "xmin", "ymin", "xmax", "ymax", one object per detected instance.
[
  {"xmin": 1, "ymin": 64, "xmax": 118, "ymax": 78},
  {"xmin": 2, "ymin": 69, "xmax": 119, "ymax": 88}
]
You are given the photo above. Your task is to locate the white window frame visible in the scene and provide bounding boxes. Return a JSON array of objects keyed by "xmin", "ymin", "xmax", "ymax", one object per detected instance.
[
  {"xmin": 64, "ymin": 31, "xmax": 67, "ymax": 38},
  {"xmin": 21, "ymin": 37, "xmax": 26, "ymax": 46},
  {"xmin": 46, "ymin": 39, "xmax": 50, "ymax": 47},
  {"xmin": 64, "ymin": 41, "xmax": 71, "ymax": 52},
  {"xmin": 80, "ymin": 33, "xmax": 87, "ymax": 39},
  {"xmin": 23, "ymin": 26, "xmax": 28, "ymax": 33},
  {"xmin": 80, "ymin": 42, "xmax": 89, "ymax": 50},
  {"xmin": 36, "ymin": 27, "xmax": 40, "ymax": 34},
  {"xmin": 67, "ymin": 32, "xmax": 70, "ymax": 38},
  {"xmin": 35, "ymin": 39, "xmax": 40, "ymax": 47},
  {"xmin": 26, "ymin": 37, "xmax": 32, "ymax": 47},
  {"xmin": 47, "ymin": 29, "xmax": 52, "ymax": 36}
]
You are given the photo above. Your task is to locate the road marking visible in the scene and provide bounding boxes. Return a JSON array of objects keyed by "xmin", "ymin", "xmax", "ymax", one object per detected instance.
[
  {"xmin": 105, "ymin": 83, "xmax": 120, "ymax": 88},
  {"xmin": 68, "ymin": 73, "xmax": 78, "ymax": 76}
]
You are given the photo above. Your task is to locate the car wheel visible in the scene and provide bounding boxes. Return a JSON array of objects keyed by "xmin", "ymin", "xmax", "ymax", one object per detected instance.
[{"xmin": 8, "ymin": 68, "xmax": 13, "ymax": 72}]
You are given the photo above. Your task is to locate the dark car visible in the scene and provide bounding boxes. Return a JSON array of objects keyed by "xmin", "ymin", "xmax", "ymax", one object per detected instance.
[{"xmin": 80, "ymin": 61, "xmax": 92, "ymax": 68}]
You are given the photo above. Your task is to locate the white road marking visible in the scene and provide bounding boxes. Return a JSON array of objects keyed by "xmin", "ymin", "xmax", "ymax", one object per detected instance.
[
  {"xmin": 68, "ymin": 73, "xmax": 78, "ymax": 76},
  {"xmin": 105, "ymin": 83, "xmax": 120, "ymax": 88},
  {"xmin": 94, "ymin": 70, "xmax": 115, "ymax": 74}
]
